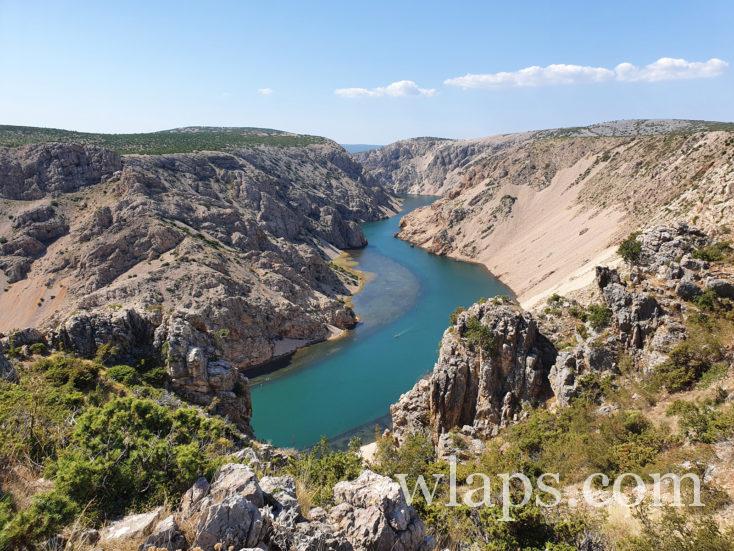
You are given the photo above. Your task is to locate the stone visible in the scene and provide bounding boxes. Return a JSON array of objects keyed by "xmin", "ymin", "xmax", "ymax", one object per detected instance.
[
  {"xmin": 330, "ymin": 470, "xmax": 433, "ymax": 551},
  {"xmin": 260, "ymin": 475, "xmax": 300, "ymax": 514},
  {"xmin": 706, "ymin": 278, "xmax": 734, "ymax": 299},
  {"xmin": 193, "ymin": 495, "xmax": 268, "ymax": 550},
  {"xmin": 676, "ymin": 280, "xmax": 702, "ymax": 300},
  {"xmin": 0, "ymin": 351, "xmax": 17, "ymax": 383},
  {"xmin": 209, "ymin": 463, "xmax": 264, "ymax": 507},
  {"xmin": 100, "ymin": 507, "xmax": 163, "ymax": 543},
  {"xmin": 180, "ymin": 476, "xmax": 210, "ymax": 517},
  {"xmin": 139, "ymin": 515, "xmax": 186, "ymax": 551}
]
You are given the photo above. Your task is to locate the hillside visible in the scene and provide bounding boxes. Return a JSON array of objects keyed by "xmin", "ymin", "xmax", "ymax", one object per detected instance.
[
  {"xmin": 0, "ymin": 125, "xmax": 329, "ymax": 155},
  {"xmin": 0, "ymin": 138, "xmax": 395, "ymax": 432},
  {"xmin": 359, "ymin": 120, "xmax": 734, "ymax": 306}
]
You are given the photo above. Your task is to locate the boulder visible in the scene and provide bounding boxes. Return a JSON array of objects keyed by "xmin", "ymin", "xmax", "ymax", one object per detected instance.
[
  {"xmin": 330, "ymin": 470, "xmax": 433, "ymax": 551},
  {"xmin": 193, "ymin": 495, "xmax": 269, "ymax": 550},
  {"xmin": 100, "ymin": 507, "xmax": 163, "ymax": 544},
  {"xmin": 0, "ymin": 351, "xmax": 17, "ymax": 383},
  {"xmin": 260, "ymin": 475, "xmax": 300, "ymax": 515},
  {"xmin": 706, "ymin": 278, "xmax": 734, "ymax": 299},
  {"xmin": 676, "ymin": 280, "xmax": 702, "ymax": 300},
  {"xmin": 139, "ymin": 515, "xmax": 186, "ymax": 551},
  {"xmin": 209, "ymin": 463, "xmax": 265, "ymax": 507}
]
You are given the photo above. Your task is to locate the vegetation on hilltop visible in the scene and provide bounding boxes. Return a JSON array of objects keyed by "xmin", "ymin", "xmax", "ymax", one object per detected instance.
[{"xmin": 0, "ymin": 125, "xmax": 328, "ymax": 154}]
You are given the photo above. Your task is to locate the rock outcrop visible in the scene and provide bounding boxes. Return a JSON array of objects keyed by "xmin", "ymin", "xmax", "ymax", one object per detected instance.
[
  {"xmin": 547, "ymin": 223, "xmax": 731, "ymax": 404},
  {"xmin": 390, "ymin": 300, "xmax": 556, "ymax": 442},
  {"xmin": 127, "ymin": 462, "xmax": 434, "ymax": 551},
  {"xmin": 329, "ymin": 470, "xmax": 433, "ymax": 551},
  {"xmin": 0, "ymin": 349, "xmax": 16, "ymax": 382},
  {"xmin": 0, "ymin": 142, "xmax": 121, "ymax": 200}
]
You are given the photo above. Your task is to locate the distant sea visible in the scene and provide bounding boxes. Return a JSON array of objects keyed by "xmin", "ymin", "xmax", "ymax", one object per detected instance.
[{"xmin": 341, "ymin": 144, "xmax": 383, "ymax": 154}]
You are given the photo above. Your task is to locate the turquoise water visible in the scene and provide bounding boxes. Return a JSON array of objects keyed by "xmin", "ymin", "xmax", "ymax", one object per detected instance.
[{"xmin": 250, "ymin": 196, "xmax": 509, "ymax": 449}]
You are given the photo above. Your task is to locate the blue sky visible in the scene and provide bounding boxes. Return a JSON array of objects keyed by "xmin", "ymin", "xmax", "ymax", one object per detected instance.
[{"xmin": 1, "ymin": 1, "xmax": 732, "ymax": 143}]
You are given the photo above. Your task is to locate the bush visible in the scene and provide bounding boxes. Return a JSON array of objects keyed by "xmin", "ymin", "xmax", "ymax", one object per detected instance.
[
  {"xmin": 667, "ymin": 401, "xmax": 734, "ymax": 444},
  {"xmin": 463, "ymin": 317, "xmax": 497, "ymax": 354},
  {"xmin": 648, "ymin": 335, "xmax": 723, "ymax": 393},
  {"xmin": 694, "ymin": 289, "xmax": 719, "ymax": 311},
  {"xmin": 0, "ymin": 491, "xmax": 77, "ymax": 549},
  {"xmin": 28, "ymin": 342, "xmax": 47, "ymax": 356},
  {"xmin": 38, "ymin": 355, "xmax": 100, "ymax": 392},
  {"xmin": 49, "ymin": 397, "xmax": 238, "ymax": 520},
  {"xmin": 373, "ymin": 433, "xmax": 435, "ymax": 478},
  {"xmin": 449, "ymin": 306, "xmax": 465, "ymax": 325},
  {"xmin": 617, "ymin": 232, "xmax": 642, "ymax": 264},
  {"xmin": 586, "ymin": 304, "xmax": 612, "ymax": 331},
  {"xmin": 619, "ymin": 508, "xmax": 734, "ymax": 551},
  {"xmin": 692, "ymin": 241, "xmax": 732, "ymax": 262},
  {"xmin": 282, "ymin": 437, "xmax": 362, "ymax": 508},
  {"xmin": 106, "ymin": 364, "xmax": 141, "ymax": 386}
]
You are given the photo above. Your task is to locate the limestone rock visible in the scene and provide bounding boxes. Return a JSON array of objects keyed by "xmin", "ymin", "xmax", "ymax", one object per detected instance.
[
  {"xmin": 706, "ymin": 278, "xmax": 734, "ymax": 299},
  {"xmin": 676, "ymin": 279, "xmax": 703, "ymax": 300},
  {"xmin": 330, "ymin": 470, "xmax": 433, "ymax": 551},
  {"xmin": 391, "ymin": 301, "xmax": 556, "ymax": 442},
  {"xmin": 0, "ymin": 351, "xmax": 17, "ymax": 383},
  {"xmin": 0, "ymin": 143, "xmax": 121, "ymax": 200},
  {"xmin": 100, "ymin": 507, "xmax": 163, "ymax": 544},
  {"xmin": 193, "ymin": 495, "xmax": 268, "ymax": 550},
  {"xmin": 209, "ymin": 463, "xmax": 264, "ymax": 507},
  {"xmin": 139, "ymin": 515, "xmax": 186, "ymax": 551}
]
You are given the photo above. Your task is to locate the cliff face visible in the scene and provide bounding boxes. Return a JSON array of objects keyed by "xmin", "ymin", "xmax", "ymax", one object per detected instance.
[
  {"xmin": 0, "ymin": 140, "xmax": 395, "ymax": 430},
  {"xmin": 390, "ymin": 299, "xmax": 557, "ymax": 444},
  {"xmin": 361, "ymin": 121, "xmax": 734, "ymax": 306}
]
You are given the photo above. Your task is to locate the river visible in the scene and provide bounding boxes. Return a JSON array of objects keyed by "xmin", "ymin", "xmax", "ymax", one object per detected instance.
[{"xmin": 250, "ymin": 195, "xmax": 509, "ymax": 448}]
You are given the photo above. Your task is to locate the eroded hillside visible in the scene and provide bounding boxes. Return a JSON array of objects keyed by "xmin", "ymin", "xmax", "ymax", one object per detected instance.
[
  {"xmin": 0, "ymin": 138, "xmax": 395, "ymax": 429},
  {"xmin": 361, "ymin": 121, "xmax": 734, "ymax": 306}
]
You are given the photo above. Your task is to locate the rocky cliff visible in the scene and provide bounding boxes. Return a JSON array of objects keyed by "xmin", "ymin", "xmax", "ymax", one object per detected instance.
[
  {"xmin": 390, "ymin": 223, "xmax": 734, "ymax": 449},
  {"xmin": 390, "ymin": 298, "xmax": 557, "ymax": 444},
  {"xmin": 0, "ymin": 138, "xmax": 395, "ymax": 431},
  {"xmin": 360, "ymin": 120, "xmax": 734, "ymax": 306}
]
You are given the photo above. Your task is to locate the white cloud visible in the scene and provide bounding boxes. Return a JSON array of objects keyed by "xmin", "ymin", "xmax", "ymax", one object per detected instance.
[
  {"xmin": 335, "ymin": 80, "xmax": 436, "ymax": 98},
  {"xmin": 257, "ymin": 88, "xmax": 274, "ymax": 96},
  {"xmin": 445, "ymin": 64, "xmax": 614, "ymax": 88},
  {"xmin": 445, "ymin": 57, "xmax": 728, "ymax": 89},
  {"xmin": 614, "ymin": 57, "xmax": 728, "ymax": 82}
]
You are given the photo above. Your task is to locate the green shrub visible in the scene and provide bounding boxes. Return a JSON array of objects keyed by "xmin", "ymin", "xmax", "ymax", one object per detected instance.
[
  {"xmin": 617, "ymin": 232, "xmax": 642, "ymax": 264},
  {"xmin": 282, "ymin": 437, "xmax": 362, "ymax": 507},
  {"xmin": 49, "ymin": 397, "xmax": 238, "ymax": 520},
  {"xmin": 586, "ymin": 304, "xmax": 612, "ymax": 331},
  {"xmin": 38, "ymin": 355, "xmax": 100, "ymax": 392},
  {"xmin": 28, "ymin": 342, "xmax": 47, "ymax": 356},
  {"xmin": 667, "ymin": 401, "xmax": 734, "ymax": 444},
  {"xmin": 373, "ymin": 433, "xmax": 435, "ymax": 478},
  {"xmin": 619, "ymin": 508, "xmax": 734, "ymax": 551},
  {"xmin": 449, "ymin": 306, "xmax": 465, "ymax": 325},
  {"xmin": 0, "ymin": 491, "xmax": 77, "ymax": 549},
  {"xmin": 692, "ymin": 241, "xmax": 732, "ymax": 262},
  {"xmin": 106, "ymin": 364, "xmax": 141, "ymax": 386},
  {"xmin": 694, "ymin": 289, "xmax": 719, "ymax": 311},
  {"xmin": 647, "ymin": 335, "xmax": 723, "ymax": 393},
  {"xmin": 463, "ymin": 317, "xmax": 497, "ymax": 354}
]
